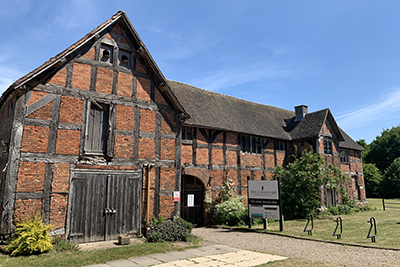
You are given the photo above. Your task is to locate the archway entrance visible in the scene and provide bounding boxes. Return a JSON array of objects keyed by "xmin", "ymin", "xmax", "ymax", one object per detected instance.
[{"xmin": 181, "ymin": 175, "xmax": 205, "ymax": 226}]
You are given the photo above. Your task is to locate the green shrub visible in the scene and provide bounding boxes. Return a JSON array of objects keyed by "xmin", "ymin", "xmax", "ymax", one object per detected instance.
[
  {"xmin": 51, "ymin": 236, "xmax": 79, "ymax": 252},
  {"xmin": 321, "ymin": 201, "xmax": 376, "ymax": 217},
  {"xmin": 5, "ymin": 216, "xmax": 53, "ymax": 256},
  {"xmin": 175, "ymin": 216, "xmax": 193, "ymax": 232},
  {"xmin": 327, "ymin": 205, "xmax": 339, "ymax": 216},
  {"xmin": 337, "ymin": 204, "xmax": 354, "ymax": 215},
  {"xmin": 150, "ymin": 215, "xmax": 165, "ymax": 228},
  {"xmin": 147, "ymin": 220, "xmax": 191, "ymax": 242},
  {"xmin": 215, "ymin": 197, "xmax": 246, "ymax": 225}
]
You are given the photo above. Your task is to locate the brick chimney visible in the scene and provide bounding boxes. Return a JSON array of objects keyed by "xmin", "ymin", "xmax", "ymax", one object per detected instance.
[{"xmin": 295, "ymin": 105, "xmax": 308, "ymax": 121}]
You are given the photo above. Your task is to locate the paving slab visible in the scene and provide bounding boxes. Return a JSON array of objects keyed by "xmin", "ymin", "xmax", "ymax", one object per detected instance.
[
  {"xmin": 168, "ymin": 259, "xmax": 198, "ymax": 266},
  {"xmin": 165, "ymin": 251, "xmax": 196, "ymax": 260},
  {"xmin": 149, "ymin": 252, "xmax": 180, "ymax": 262},
  {"xmin": 128, "ymin": 255, "xmax": 163, "ymax": 266},
  {"xmin": 86, "ymin": 245, "xmax": 287, "ymax": 267},
  {"xmin": 106, "ymin": 259, "xmax": 140, "ymax": 267}
]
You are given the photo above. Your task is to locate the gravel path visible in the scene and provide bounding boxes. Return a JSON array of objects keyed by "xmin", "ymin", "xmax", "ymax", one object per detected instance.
[{"xmin": 193, "ymin": 227, "xmax": 400, "ymax": 267}]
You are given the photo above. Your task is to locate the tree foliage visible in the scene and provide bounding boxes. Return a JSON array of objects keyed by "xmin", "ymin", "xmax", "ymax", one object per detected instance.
[
  {"xmin": 274, "ymin": 150, "xmax": 348, "ymax": 220},
  {"xmin": 356, "ymin": 139, "xmax": 370, "ymax": 162},
  {"xmin": 381, "ymin": 157, "xmax": 400, "ymax": 198},
  {"xmin": 362, "ymin": 163, "xmax": 382, "ymax": 198},
  {"xmin": 365, "ymin": 126, "xmax": 400, "ymax": 173}
]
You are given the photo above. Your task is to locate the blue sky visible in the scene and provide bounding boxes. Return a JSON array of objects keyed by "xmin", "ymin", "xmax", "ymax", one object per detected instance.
[{"xmin": 1, "ymin": 1, "xmax": 400, "ymax": 144}]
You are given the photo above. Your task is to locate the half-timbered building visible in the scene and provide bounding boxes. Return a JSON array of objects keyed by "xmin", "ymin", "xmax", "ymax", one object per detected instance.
[{"xmin": 0, "ymin": 11, "xmax": 365, "ymax": 242}]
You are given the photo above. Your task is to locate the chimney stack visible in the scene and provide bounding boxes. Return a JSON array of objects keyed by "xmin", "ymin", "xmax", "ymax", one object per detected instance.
[{"xmin": 295, "ymin": 105, "xmax": 308, "ymax": 121}]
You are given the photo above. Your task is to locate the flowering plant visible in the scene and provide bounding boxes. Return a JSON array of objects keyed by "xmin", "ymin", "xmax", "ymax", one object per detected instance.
[{"xmin": 204, "ymin": 179, "xmax": 246, "ymax": 225}]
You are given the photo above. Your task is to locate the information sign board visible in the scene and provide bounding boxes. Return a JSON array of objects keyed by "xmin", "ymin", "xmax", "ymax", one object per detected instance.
[{"xmin": 248, "ymin": 180, "xmax": 281, "ymax": 221}]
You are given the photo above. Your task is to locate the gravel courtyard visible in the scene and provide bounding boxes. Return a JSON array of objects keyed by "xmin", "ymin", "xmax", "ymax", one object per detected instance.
[{"xmin": 193, "ymin": 227, "xmax": 400, "ymax": 267}]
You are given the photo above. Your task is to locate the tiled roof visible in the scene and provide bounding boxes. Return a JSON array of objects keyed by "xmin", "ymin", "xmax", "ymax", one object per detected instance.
[
  {"xmin": 284, "ymin": 109, "xmax": 328, "ymax": 140},
  {"xmin": 339, "ymin": 128, "xmax": 364, "ymax": 150},
  {"xmin": 168, "ymin": 80, "xmax": 363, "ymax": 151},
  {"xmin": 168, "ymin": 80, "xmax": 294, "ymax": 140}
]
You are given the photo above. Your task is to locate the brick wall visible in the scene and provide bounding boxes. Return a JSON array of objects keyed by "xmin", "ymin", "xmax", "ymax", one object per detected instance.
[{"xmin": 6, "ymin": 22, "xmax": 180, "ymax": 237}]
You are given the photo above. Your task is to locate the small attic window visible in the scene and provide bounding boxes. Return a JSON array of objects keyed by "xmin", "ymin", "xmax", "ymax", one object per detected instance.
[
  {"xmin": 118, "ymin": 50, "xmax": 131, "ymax": 68},
  {"xmin": 120, "ymin": 55, "xmax": 129, "ymax": 67},
  {"xmin": 102, "ymin": 50, "xmax": 110, "ymax": 61},
  {"xmin": 100, "ymin": 45, "xmax": 113, "ymax": 63}
]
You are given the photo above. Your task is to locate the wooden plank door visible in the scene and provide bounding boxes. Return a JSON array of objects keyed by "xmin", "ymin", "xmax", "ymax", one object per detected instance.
[
  {"xmin": 181, "ymin": 175, "xmax": 204, "ymax": 226},
  {"xmin": 69, "ymin": 172, "xmax": 107, "ymax": 243},
  {"xmin": 68, "ymin": 170, "xmax": 142, "ymax": 243},
  {"xmin": 105, "ymin": 173, "xmax": 141, "ymax": 240}
]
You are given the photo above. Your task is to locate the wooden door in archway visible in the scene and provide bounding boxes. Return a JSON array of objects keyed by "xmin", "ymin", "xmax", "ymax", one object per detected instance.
[{"xmin": 181, "ymin": 175, "xmax": 204, "ymax": 226}]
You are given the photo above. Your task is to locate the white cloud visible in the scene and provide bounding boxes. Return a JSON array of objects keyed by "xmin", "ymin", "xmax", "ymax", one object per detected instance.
[
  {"xmin": 190, "ymin": 60, "xmax": 313, "ymax": 92},
  {"xmin": 336, "ymin": 86, "xmax": 400, "ymax": 131}
]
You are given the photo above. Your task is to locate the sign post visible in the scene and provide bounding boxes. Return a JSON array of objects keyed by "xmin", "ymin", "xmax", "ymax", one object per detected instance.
[{"xmin": 248, "ymin": 180, "xmax": 283, "ymax": 231}]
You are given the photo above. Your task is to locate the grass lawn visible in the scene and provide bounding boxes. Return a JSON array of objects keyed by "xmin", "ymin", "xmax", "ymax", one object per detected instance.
[
  {"xmin": 247, "ymin": 198, "xmax": 400, "ymax": 249},
  {"xmin": 0, "ymin": 242, "xmax": 197, "ymax": 267},
  {"xmin": 1, "ymin": 198, "xmax": 399, "ymax": 267}
]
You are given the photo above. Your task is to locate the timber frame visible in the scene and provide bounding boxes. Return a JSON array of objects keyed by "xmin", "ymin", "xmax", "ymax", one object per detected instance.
[{"xmin": 0, "ymin": 10, "xmax": 365, "ymax": 239}]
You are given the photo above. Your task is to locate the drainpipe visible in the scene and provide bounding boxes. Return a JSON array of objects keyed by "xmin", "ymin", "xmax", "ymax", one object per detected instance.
[{"xmin": 145, "ymin": 164, "xmax": 153, "ymax": 228}]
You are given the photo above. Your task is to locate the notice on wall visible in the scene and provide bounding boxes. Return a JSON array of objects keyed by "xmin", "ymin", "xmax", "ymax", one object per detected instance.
[
  {"xmin": 173, "ymin": 191, "xmax": 180, "ymax": 202},
  {"xmin": 187, "ymin": 194, "xmax": 194, "ymax": 207}
]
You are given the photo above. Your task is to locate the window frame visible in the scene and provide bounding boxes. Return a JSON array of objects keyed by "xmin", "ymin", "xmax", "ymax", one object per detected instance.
[
  {"xmin": 340, "ymin": 149, "xmax": 349, "ymax": 163},
  {"xmin": 275, "ymin": 140, "xmax": 285, "ymax": 151},
  {"xmin": 323, "ymin": 139, "xmax": 333, "ymax": 154},
  {"xmin": 83, "ymin": 99, "xmax": 113, "ymax": 157},
  {"xmin": 182, "ymin": 126, "xmax": 194, "ymax": 141},
  {"xmin": 239, "ymin": 134, "xmax": 262, "ymax": 154}
]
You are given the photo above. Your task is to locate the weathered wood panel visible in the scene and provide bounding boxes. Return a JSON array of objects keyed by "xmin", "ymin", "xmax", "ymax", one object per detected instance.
[{"xmin": 68, "ymin": 170, "xmax": 142, "ymax": 243}]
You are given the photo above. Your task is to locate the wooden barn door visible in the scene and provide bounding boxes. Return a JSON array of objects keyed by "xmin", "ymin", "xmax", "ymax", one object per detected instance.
[
  {"xmin": 68, "ymin": 170, "xmax": 142, "ymax": 243},
  {"xmin": 181, "ymin": 175, "xmax": 204, "ymax": 226}
]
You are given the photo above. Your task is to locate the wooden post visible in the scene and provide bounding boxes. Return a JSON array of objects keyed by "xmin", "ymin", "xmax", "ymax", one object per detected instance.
[
  {"xmin": 145, "ymin": 164, "xmax": 153, "ymax": 228},
  {"xmin": 382, "ymin": 199, "xmax": 385, "ymax": 211}
]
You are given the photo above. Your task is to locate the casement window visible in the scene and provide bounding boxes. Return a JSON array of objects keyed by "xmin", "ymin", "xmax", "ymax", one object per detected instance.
[
  {"xmin": 240, "ymin": 135, "xmax": 262, "ymax": 154},
  {"xmin": 84, "ymin": 100, "xmax": 110, "ymax": 156},
  {"xmin": 275, "ymin": 140, "xmax": 285, "ymax": 151},
  {"xmin": 323, "ymin": 139, "xmax": 333, "ymax": 154},
  {"xmin": 182, "ymin": 126, "xmax": 194, "ymax": 141},
  {"xmin": 340, "ymin": 149, "xmax": 349, "ymax": 163}
]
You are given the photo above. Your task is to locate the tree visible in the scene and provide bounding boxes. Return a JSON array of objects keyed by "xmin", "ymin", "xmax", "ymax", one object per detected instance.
[
  {"xmin": 365, "ymin": 126, "xmax": 400, "ymax": 173},
  {"xmin": 274, "ymin": 150, "xmax": 348, "ymax": 220},
  {"xmin": 356, "ymin": 139, "xmax": 370, "ymax": 162},
  {"xmin": 362, "ymin": 163, "xmax": 382, "ymax": 198},
  {"xmin": 381, "ymin": 157, "xmax": 400, "ymax": 198}
]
